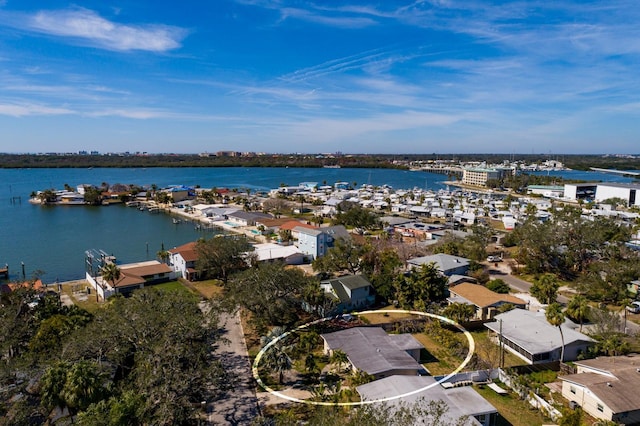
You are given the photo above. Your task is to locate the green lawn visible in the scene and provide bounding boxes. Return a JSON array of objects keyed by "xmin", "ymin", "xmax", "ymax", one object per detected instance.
[
  {"xmin": 187, "ymin": 279, "xmax": 224, "ymax": 299},
  {"xmin": 474, "ymin": 384, "xmax": 549, "ymax": 426},
  {"xmin": 152, "ymin": 280, "xmax": 196, "ymax": 295}
]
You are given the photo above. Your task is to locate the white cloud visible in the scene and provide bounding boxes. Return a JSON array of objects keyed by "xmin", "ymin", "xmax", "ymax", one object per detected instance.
[
  {"xmin": 0, "ymin": 102, "xmax": 73, "ymax": 117},
  {"xmin": 21, "ymin": 8, "xmax": 187, "ymax": 52}
]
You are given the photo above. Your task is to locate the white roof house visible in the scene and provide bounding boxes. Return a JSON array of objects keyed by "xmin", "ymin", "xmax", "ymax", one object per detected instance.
[
  {"xmin": 320, "ymin": 327, "xmax": 425, "ymax": 379},
  {"xmin": 407, "ymin": 253, "xmax": 470, "ymax": 277},
  {"xmin": 484, "ymin": 309, "xmax": 595, "ymax": 364},
  {"xmin": 251, "ymin": 243, "xmax": 305, "ymax": 265},
  {"xmin": 357, "ymin": 375, "xmax": 497, "ymax": 426}
]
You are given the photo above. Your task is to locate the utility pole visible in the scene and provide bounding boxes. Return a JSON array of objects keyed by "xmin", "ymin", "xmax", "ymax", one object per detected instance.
[{"xmin": 499, "ymin": 319, "xmax": 505, "ymax": 368}]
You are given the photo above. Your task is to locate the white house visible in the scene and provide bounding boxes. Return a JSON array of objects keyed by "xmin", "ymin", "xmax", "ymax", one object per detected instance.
[
  {"xmin": 560, "ymin": 355, "xmax": 640, "ymax": 424},
  {"xmin": 484, "ymin": 309, "xmax": 595, "ymax": 364},
  {"xmin": 168, "ymin": 241, "xmax": 199, "ymax": 281}
]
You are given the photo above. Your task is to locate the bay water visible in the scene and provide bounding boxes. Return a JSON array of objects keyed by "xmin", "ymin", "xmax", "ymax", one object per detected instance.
[
  {"xmin": 1, "ymin": 167, "xmax": 636, "ymax": 283},
  {"xmin": 0, "ymin": 167, "xmax": 447, "ymax": 282}
]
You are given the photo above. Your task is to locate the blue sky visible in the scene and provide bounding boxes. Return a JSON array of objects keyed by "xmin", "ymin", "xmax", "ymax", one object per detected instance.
[{"xmin": 1, "ymin": 1, "xmax": 639, "ymax": 154}]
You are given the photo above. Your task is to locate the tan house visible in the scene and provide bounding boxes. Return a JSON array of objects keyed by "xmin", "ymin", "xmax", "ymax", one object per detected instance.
[
  {"xmin": 560, "ymin": 355, "xmax": 640, "ymax": 425},
  {"xmin": 448, "ymin": 283, "xmax": 526, "ymax": 320}
]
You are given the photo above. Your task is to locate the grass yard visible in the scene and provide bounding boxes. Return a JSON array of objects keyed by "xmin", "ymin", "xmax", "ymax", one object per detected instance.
[
  {"xmin": 474, "ymin": 384, "xmax": 549, "ymax": 426},
  {"xmin": 471, "ymin": 330, "xmax": 525, "ymax": 368},
  {"xmin": 187, "ymin": 279, "xmax": 224, "ymax": 299},
  {"xmin": 359, "ymin": 307, "xmax": 417, "ymax": 324},
  {"xmin": 153, "ymin": 280, "xmax": 195, "ymax": 294},
  {"xmin": 412, "ymin": 332, "xmax": 466, "ymax": 375},
  {"xmin": 60, "ymin": 281, "xmax": 102, "ymax": 313}
]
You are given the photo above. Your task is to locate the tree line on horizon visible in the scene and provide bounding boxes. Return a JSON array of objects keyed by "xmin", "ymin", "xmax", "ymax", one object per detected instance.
[{"xmin": 0, "ymin": 153, "xmax": 638, "ymax": 172}]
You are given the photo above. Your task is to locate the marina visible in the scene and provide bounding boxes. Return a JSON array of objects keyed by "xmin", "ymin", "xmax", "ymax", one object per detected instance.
[{"xmin": 1, "ymin": 166, "xmax": 638, "ymax": 283}]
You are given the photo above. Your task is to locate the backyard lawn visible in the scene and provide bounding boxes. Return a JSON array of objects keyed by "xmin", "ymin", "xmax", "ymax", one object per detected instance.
[
  {"xmin": 187, "ymin": 279, "xmax": 224, "ymax": 299},
  {"xmin": 153, "ymin": 280, "xmax": 196, "ymax": 294},
  {"xmin": 474, "ymin": 384, "xmax": 549, "ymax": 426}
]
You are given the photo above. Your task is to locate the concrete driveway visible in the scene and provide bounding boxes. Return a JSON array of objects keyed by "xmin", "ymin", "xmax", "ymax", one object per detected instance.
[{"xmin": 209, "ymin": 311, "xmax": 259, "ymax": 425}]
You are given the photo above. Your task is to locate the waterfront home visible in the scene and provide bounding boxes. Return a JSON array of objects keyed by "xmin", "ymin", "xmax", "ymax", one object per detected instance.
[
  {"xmin": 320, "ymin": 327, "xmax": 425, "ymax": 379},
  {"xmin": 320, "ymin": 275, "xmax": 375, "ymax": 313},
  {"xmin": 484, "ymin": 309, "xmax": 595, "ymax": 364},
  {"xmin": 447, "ymin": 283, "xmax": 526, "ymax": 320},
  {"xmin": 357, "ymin": 376, "xmax": 497, "ymax": 426},
  {"xmin": 168, "ymin": 186, "xmax": 196, "ymax": 203},
  {"xmin": 87, "ymin": 260, "xmax": 173, "ymax": 299},
  {"xmin": 226, "ymin": 211, "xmax": 273, "ymax": 227},
  {"xmin": 559, "ymin": 354, "xmax": 640, "ymax": 424},
  {"xmin": 168, "ymin": 241, "xmax": 199, "ymax": 281},
  {"xmin": 407, "ymin": 253, "xmax": 470, "ymax": 277}
]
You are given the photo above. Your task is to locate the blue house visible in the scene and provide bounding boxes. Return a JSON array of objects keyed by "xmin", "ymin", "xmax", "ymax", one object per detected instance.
[{"xmin": 295, "ymin": 225, "xmax": 349, "ymax": 260}]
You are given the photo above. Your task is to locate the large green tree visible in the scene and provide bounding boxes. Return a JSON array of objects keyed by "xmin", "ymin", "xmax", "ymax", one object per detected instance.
[
  {"xmin": 333, "ymin": 202, "xmax": 381, "ymax": 230},
  {"xmin": 60, "ymin": 288, "xmax": 224, "ymax": 424},
  {"xmin": 530, "ymin": 273, "xmax": 559, "ymax": 304},
  {"xmin": 226, "ymin": 261, "xmax": 319, "ymax": 326},
  {"xmin": 196, "ymin": 236, "xmax": 254, "ymax": 282},
  {"xmin": 392, "ymin": 263, "xmax": 449, "ymax": 311},
  {"xmin": 312, "ymin": 238, "xmax": 367, "ymax": 275}
]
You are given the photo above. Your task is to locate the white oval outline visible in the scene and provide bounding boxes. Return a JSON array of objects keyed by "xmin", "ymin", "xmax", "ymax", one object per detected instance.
[{"xmin": 252, "ymin": 309, "xmax": 476, "ymax": 406}]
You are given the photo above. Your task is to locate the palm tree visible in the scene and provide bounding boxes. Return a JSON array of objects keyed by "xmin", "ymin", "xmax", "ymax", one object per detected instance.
[
  {"xmin": 156, "ymin": 242, "xmax": 170, "ymax": 264},
  {"xmin": 330, "ymin": 349, "xmax": 349, "ymax": 374},
  {"xmin": 546, "ymin": 302, "xmax": 566, "ymax": 362},
  {"xmin": 100, "ymin": 262, "xmax": 121, "ymax": 296},
  {"xmin": 531, "ymin": 273, "xmax": 559, "ymax": 305},
  {"xmin": 566, "ymin": 295, "xmax": 590, "ymax": 332}
]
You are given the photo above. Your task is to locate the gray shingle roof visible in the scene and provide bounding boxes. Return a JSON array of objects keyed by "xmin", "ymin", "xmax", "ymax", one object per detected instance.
[
  {"xmin": 321, "ymin": 327, "xmax": 423, "ymax": 376},
  {"xmin": 484, "ymin": 309, "xmax": 594, "ymax": 355},
  {"xmin": 407, "ymin": 253, "xmax": 470, "ymax": 272},
  {"xmin": 357, "ymin": 376, "xmax": 496, "ymax": 422}
]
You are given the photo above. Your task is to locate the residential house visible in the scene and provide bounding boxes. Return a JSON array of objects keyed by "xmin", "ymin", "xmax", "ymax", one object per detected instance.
[
  {"xmin": 407, "ymin": 253, "xmax": 470, "ymax": 276},
  {"xmin": 321, "ymin": 327, "xmax": 426, "ymax": 379},
  {"xmin": 484, "ymin": 309, "xmax": 595, "ymax": 364},
  {"xmin": 254, "ymin": 217, "xmax": 296, "ymax": 234},
  {"xmin": 320, "ymin": 275, "xmax": 375, "ymax": 313},
  {"xmin": 295, "ymin": 225, "xmax": 349, "ymax": 260},
  {"xmin": 357, "ymin": 375, "xmax": 497, "ymax": 426},
  {"xmin": 559, "ymin": 355, "xmax": 640, "ymax": 424},
  {"xmin": 169, "ymin": 186, "xmax": 196, "ymax": 203},
  {"xmin": 252, "ymin": 243, "xmax": 305, "ymax": 265},
  {"xmin": 87, "ymin": 260, "xmax": 173, "ymax": 299},
  {"xmin": 168, "ymin": 241, "xmax": 199, "ymax": 281},
  {"xmin": 447, "ymin": 283, "xmax": 526, "ymax": 320},
  {"xmin": 226, "ymin": 211, "xmax": 273, "ymax": 227}
]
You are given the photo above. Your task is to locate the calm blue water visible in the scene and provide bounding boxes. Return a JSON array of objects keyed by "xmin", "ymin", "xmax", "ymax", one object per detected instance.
[{"xmin": 0, "ymin": 167, "xmax": 448, "ymax": 282}]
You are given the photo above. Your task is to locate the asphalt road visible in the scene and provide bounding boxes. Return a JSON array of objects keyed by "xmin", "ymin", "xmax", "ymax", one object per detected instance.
[
  {"xmin": 488, "ymin": 263, "xmax": 640, "ymax": 336},
  {"xmin": 209, "ymin": 311, "xmax": 259, "ymax": 425},
  {"xmin": 487, "ymin": 263, "xmax": 569, "ymax": 304}
]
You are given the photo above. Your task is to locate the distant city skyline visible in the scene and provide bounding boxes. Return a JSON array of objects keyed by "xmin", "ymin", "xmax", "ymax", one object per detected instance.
[{"xmin": 1, "ymin": 1, "xmax": 639, "ymax": 154}]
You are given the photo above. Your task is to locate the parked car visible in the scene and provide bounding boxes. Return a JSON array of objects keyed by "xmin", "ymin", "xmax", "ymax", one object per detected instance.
[
  {"xmin": 487, "ymin": 255, "xmax": 502, "ymax": 262},
  {"xmin": 626, "ymin": 301, "xmax": 640, "ymax": 314}
]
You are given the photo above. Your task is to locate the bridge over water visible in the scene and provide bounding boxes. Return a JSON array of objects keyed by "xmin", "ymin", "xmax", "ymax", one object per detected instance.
[{"xmin": 589, "ymin": 167, "xmax": 640, "ymax": 177}]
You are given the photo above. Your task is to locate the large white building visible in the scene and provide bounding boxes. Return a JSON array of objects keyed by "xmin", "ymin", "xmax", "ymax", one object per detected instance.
[
  {"xmin": 462, "ymin": 167, "xmax": 513, "ymax": 187},
  {"xmin": 594, "ymin": 183, "xmax": 640, "ymax": 207},
  {"xmin": 563, "ymin": 182, "xmax": 640, "ymax": 206}
]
